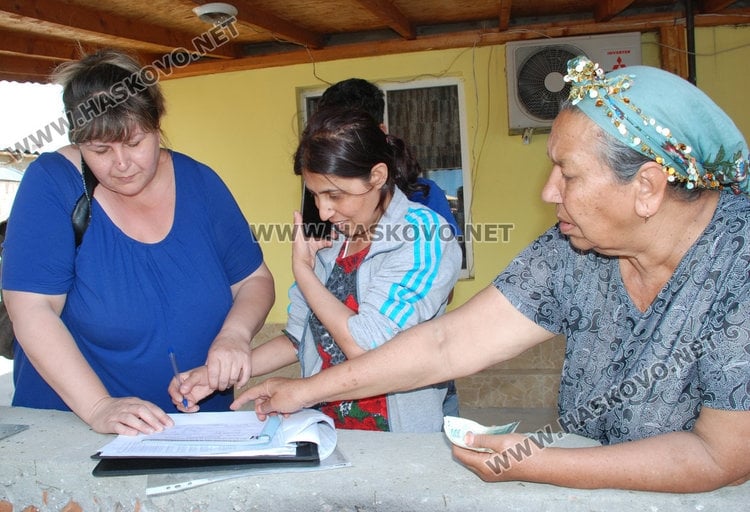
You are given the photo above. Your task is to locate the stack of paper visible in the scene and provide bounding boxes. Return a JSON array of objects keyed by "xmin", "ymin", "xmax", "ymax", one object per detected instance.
[{"xmin": 93, "ymin": 409, "xmax": 337, "ymax": 477}]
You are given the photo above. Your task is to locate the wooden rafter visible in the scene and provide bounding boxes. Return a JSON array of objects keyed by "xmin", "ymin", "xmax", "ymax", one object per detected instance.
[
  {"xmin": 0, "ymin": 0, "xmax": 236, "ymax": 58},
  {"xmin": 229, "ymin": 0, "xmax": 326, "ymax": 48},
  {"xmin": 0, "ymin": 53, "xmax": 62, "ymax": 82},
  {"xmin": 699, "ymin": 0, "xmax": 737, "ymax": 12},
  {"xmin": 164, "ymin": 8, "xmax": 750, "ymax": 80},
  {"xmin": 659, "ymin": 25, "xmax": 688, "ymax": 79},
  {"xmin": 594, "ymin": 0, "xmax": 637, "ymax": 22},
  {"xmin": 355, "ymin": 0, "xmax": 416, "ymax": 39},
  {"xmin": 1, "ymin": 0, "xmax": 749, "ymax": 83},
  {"xmin": 498, "ymin": 0, "xmax": 512, "ymax": 32},
  {"xmin": 0, "ymin": 29, "xmax": 80, "ymax": 61}
]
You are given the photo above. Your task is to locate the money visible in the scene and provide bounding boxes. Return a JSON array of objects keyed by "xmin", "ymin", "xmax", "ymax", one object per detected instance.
[{"xmin": 443, "ymin": 416, "xmax": 520, "ymax": 453}]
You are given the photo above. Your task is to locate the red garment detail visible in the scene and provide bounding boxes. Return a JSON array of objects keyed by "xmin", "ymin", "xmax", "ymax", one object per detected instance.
[{"xmin": 318, "ymin": 242, "xmax": 389, "ymax": 431}]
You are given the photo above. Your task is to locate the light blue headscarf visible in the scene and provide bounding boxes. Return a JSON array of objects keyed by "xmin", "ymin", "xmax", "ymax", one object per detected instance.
[{"xmin": 564, "ymin": 56, "xmax": 749, "ymax": 196}]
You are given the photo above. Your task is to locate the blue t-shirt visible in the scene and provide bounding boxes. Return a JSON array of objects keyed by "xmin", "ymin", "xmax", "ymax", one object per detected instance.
[
  {"xmin": 410, "ymin": 178, "xmax": 462, "ymax": 236},
  {"xmin": 3, "ymin": 151, "xmax": 263, "ymax": 412},
  {"xmin": 494, "ymin": 191, "xmax": 750, "ymax": 444}
]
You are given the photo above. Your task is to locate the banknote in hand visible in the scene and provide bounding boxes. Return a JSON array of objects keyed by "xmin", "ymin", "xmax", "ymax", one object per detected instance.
[{"xmin": 443, "ymin": 416, "xmax": 520, "ymax": 453}]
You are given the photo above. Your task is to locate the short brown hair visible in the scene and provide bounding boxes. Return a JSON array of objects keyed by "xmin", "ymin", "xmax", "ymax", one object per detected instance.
[{"xmin": 53, "ymin": 49, "xmax": 165, "ymax": 144}]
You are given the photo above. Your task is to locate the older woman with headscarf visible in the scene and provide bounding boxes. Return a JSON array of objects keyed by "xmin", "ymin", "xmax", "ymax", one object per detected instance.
[{"xmin": 233, "ymin": 58, "xmax": 750, "ymax": 493}]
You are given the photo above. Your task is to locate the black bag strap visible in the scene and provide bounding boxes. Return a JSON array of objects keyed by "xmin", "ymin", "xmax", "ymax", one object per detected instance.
[{"xmin": 71, "ymin": 158, "xmax": 98, "ymax": 247}]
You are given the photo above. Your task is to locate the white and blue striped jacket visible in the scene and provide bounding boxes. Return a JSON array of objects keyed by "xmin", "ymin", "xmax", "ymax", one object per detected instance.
[{"xmin": 285, "ymin": 187, "xmax": 462, "ymax": 432}]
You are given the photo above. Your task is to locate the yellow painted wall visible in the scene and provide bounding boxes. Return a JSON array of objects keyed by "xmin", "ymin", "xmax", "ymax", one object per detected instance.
[{"xmin": 161, "ymin": 26, "xmax": 750, "ymax": 323}]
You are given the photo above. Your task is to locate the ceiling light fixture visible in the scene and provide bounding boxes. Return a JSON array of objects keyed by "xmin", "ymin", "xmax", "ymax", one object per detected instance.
[{"xmin": 192, "ymin": 2, "xmax": 238, "ymax": 24}]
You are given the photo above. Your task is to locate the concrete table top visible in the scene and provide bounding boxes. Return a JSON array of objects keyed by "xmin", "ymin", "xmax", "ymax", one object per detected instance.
[{"xmin": 1, "ymin": 406, "xmax": 748, "ymax": 511}]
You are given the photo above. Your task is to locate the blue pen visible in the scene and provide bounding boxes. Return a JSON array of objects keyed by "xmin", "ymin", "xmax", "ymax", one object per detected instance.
[{"xmin": 168, "ymin": 347, "xmax": 189, "ymax": 408}]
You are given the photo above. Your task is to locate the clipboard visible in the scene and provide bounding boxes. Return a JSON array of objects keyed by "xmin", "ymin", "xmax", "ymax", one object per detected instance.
[
  {"xmin": 91, "ymin": 441, "xmax": 320, "ymax": 477},
  {"xmin": 90, "ymin": 409, "xmax": 334, "ymax": 477}
]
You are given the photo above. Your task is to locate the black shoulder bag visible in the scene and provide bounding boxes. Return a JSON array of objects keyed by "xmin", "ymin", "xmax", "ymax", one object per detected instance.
[{"xmin": 71, "ymin": 157, "xmax": 99, "ymax": 246}]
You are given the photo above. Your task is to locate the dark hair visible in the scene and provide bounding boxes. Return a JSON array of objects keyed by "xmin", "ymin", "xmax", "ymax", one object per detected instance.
[
  {"xmin": 560, "ymin": 101, "xmax": 701, "ymax": 201},
  {"xmin": 317, "ymin": 78, "xmax": 385, "ymax": 124},
  {"xmin": 53, "ymin": 49, "xmax": 165, "ymax": 144},
  {"xmin": 294, "ymin": 107, "xmax": 427, "ymax": 208}
]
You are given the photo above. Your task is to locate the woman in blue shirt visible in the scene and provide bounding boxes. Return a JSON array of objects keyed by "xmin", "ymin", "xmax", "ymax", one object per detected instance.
[{"xmin": 1, "ymin": 49, "xmax": 275, "ymax": 435}]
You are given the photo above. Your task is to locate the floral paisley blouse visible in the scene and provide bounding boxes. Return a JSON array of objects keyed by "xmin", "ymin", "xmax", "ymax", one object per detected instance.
[{"xmin": 493, "ymin": 191, "xmax": 750, "ymax": 444}]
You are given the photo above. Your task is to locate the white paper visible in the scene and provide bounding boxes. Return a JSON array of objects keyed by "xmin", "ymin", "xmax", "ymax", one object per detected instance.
[{"xmin": 97, "ymin": 409, "xmax": 337, "ymax": 460}]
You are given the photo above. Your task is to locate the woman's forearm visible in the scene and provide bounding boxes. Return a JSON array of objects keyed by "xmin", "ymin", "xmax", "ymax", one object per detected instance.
[
  {"xmin": 297, "ymin": 315, "xmax": 453, "ymax": 406},
  {"xmin": 292, "ymin": 265, "xmax": 364, "ymax": 358},
  {"xmin": 294, "ymin": 286, "xmax": 552, "ymax": 407},
  {"xmin": 222, "ymin": 263, "xmax": 275, "ymax": 343},
  {"xmin": 475, "ymin": 420, "xmax": 750, "ymax": 493},
  {"xmin": 250, "ymin": 335, "xmax": 299, "ymax": 377},
  {"xmin": 4, "ymin": 291, "xmax": 111, "ymax": 424}
]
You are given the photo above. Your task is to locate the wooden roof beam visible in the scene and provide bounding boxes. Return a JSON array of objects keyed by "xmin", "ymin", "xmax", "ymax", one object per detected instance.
[
  {"xmin": 498, "ymin": 0, "xmax": 512, "ymax": 32},
  {"xmin": 354, "ymin": 0, "xmax": 416, "ymax": 40},
  {"xmin": 229, "ymin": 0, "xmax": 326, "ymax": 48},
  {"xmin": 0, "ymin": 53, "xmax": 62, "ymax": 82},
  {"xmin": 594, "ymin": 0, "xmax": 637, "ymax": 22},
  {"xmin": 0, "ymin": 0, "xmax": 236, "ymax": 59},
  {"xmin": 659, "ymin": 25, "xmax": 688, "ymax": 79},
  {"xmin": 0, "ymin": 29, "xmax": 79, "ymax": 61},
  {"xmin": 699, "ymin": 0, "xmax": 737, "ymax": 12},
  {"xmin": 164, "ymin": 7, "xmax": 750, "ymax": 80}
]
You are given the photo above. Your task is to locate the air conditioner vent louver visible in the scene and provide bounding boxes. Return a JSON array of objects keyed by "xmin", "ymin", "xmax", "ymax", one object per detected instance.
[
  {"xmin": 506, "ymin": 33, "xmax": 642, "ymax": 135},
  {"xmin": 517, "ymin": 46, "xmax": 578, "ymax": 121}
]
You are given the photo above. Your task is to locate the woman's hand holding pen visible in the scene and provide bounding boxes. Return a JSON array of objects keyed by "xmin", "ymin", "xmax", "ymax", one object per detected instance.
[
  {"xmin": 169, "ymin": 333, "xmax": 252, "ymax": 412},
  {"xmin": 87, "ymin": 395, "xmax": 173, "ymax": 435},
  {"xmin": 168, "ymin": 365, "xmax": 212, "ymax": 412}
]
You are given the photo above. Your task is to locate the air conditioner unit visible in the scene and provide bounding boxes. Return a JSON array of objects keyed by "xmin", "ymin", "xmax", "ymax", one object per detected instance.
[{"xmin": 506, "ymin": 32, "xmax": 642, "ymax": 135}]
